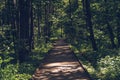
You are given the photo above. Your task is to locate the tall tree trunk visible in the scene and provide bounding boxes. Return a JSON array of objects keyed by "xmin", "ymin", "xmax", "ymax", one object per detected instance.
[
  {"xmin": 83, "ymin": 0, "xmax": 98, "ymax": 51},
  {"xmin": 37, "ymin": 1, "xmax": 41, "ymax": 40},
  {"xmin": 114, "ymin": 1, "xmax": 120, "ymax": 47},
  {"xmin": 0, "ymin": 12, "xmax": 2, "ymax": 26},
  {"xmin": 44, "ymin": 1, "xmax": 49, "ymax": 43},
  {"xmin": 18, "ymin": 0, "xmax": 30, "ymax": 63},
  {"xmin": 6, "ymin": 0, "xmax": 10, "ymax": 25},
  {"xmin": 29, "ymin": 0, "xmax": 34, "ymax": 51},
  {"xmin": 69, "ymin": 0, "xmax": 72, "ymax": 25},
  {"xmin": 104, "ymin": 0, "xmax": 116, "ymax": 48},
  {"xmin": 68, "ymin": 0, "xmax": 74, "ymax": 42},
  {"xmin": 47, "ymin": 0, "xmax": 52, "ymax": 39},
  {"xmin": 11, "ymin": 0, "xmax": 17, "ymax": 58},
  {"xmin": 116, "ymin": 10, "xmax": 120, "ymax": 47}
]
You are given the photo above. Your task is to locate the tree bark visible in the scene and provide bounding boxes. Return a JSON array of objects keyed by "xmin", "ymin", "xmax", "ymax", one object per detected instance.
[
  {"xmin": 37, "ymin": 1, "xmax": 41, "ymax": 40},
  {"xmin": 104, "ymin": 0, "xmax": 116, "ymax": 48},
  {"xmin": 117, "ymin": 10, "xmax": 120, "ymax": 47},
  {"xmin": 18, "ymin": 0, "xmax": 31, "ymax": 63},
  {"xmin": 114, "ymin": 1, "xmax": 120, "ymax": 47},
  {"xmin": 44, "ymin": 1, "xmax": 49, "ymax": 43},
  {"xmin": 83, "ymin": 0, "xmax": 98, "ymax": 51},
  {"xmin": 29, "ymin": 0, "xmax": 34, "ymax": 51}
]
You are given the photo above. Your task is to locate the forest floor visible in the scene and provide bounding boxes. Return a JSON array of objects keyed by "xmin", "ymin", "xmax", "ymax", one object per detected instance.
[{"xmin": 32, "ymin": 39, "xmax": 92, "ymax": 80}]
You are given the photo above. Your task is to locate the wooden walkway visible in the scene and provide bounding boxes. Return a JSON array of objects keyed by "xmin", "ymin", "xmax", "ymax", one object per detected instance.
[{"xmin": 32, "ymin": 40, "xmax": 92, "ymax": 80}]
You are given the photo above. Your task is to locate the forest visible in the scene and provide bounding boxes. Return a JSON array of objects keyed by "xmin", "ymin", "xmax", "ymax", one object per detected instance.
[{"xmin": 0, "ymin": 0, "xmax": 120, "ymax": 80}]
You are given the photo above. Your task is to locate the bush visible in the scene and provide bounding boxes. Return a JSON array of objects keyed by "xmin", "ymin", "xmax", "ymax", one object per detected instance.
[
  {"xmin": 0, "ymin": 64, "xmax": 32, "ymax": 80},
  {"xmin": 72, "ymin": 43, "xmax": 120, "ymax": 80},
  {"xmin": 0, "ymin": 40, "xmax": 52, "ymax": 80},
  {"xmin": 97, "ymin": 55, "xmax": 120, "ymax": 80}
]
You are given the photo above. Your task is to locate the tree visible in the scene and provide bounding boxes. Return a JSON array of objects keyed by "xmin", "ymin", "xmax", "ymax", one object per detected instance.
[
  {"xmin": 37, "ymin": 1, "xmax": 42, "ymax": 40},
  {"xmin": 104, "ymin": 0, "xmax": 116, "ymax": 48},
  {"xmin": 44, "ymin": 0, "xmax": 53, "ymax": 43},
  {"xmin": 18, "ymin": 0, "xmax": 32, "ymax": 63},
  {"xmin": 114, "ymin": 0, "xmax": 120, "ymax": 47},
  {"xmin": 82, "ymin": 0, "xmax": 98, "ymax": 51}
]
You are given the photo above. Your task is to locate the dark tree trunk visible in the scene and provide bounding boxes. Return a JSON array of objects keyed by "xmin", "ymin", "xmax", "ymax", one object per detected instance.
[
  {"xmin": 116, "ymin": 10, "xmax": 120, "ymax": 47},
  {"xmin": 106, "ymin": 24, "xmax": 116, "ymax": 48},
  {"xmin": 69, "ymin": 0, "xmax": 72, "ymax": 24},
  {"xmin": 6, "ymin": 0, "xmax": 11, "ymax": 25},
  {"xmin": 68, "ymin": 0, "xmax": 74, "ymax": 42},
  {"xmin": 44, "ymin": 1, "xmax": 49, "ymax": 43},
  {"xmin": 44, "ymin": 0, "xmax": 54, "ymax": 43},
  {"xmin": 18, "ymin": 0, "xmax": 31, "ymax": 63},
  {"xmin": 104, "ymin": 0, "xmax": 116, "ymax": 48},
  {"xmin": 47, "ymin": 0, "xmax": 52, "ymax": 39},
  {"xmin": 114, "ymin": 0, "xmax": 120, "ymax": 47},
  {"xmin": 29, "ymin": 0, "xmax": 34, "ymax": 51},
  {"xmin": 11, "ymin": 0, "xmax": 17, "ymax": 56},
  {"xmin": 37, "ymin": 1, "xmax": 42, "ymax": 40},
  {"xmin": 83, "ymin": 0, "xmax": 98, "ymax": 51}
]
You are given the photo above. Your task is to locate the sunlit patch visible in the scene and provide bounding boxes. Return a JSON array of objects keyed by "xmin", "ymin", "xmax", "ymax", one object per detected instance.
[
  {"xmin": 44, "ymin": 62, "xmax": 84, "ymax": 74},
  {"xmin": 45, "ymin": 62, "xmax": 77, "ymax": 67},
  {"xmin": 75, "ymin": 79, "xmax": 88, "ymax": 80},
  {"xmin": 55, "ymin": 45, "xmax": 69, "ymax": 49},
  {"xmin": 33, "ymin": 40, "xmax": 90, "ymax": 80}
]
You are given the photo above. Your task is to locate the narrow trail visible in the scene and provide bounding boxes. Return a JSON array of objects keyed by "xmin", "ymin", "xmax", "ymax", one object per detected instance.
[{"xmin": 32, "ymin": 39, "xmax": 91, "ymax": 80}]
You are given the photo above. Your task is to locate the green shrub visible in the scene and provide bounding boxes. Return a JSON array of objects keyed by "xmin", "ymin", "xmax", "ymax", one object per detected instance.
[
  {"xmin": 0, "ymin": 41, "xmax": 52, "ymax": 80},
  {"xmin": 0, "ymin": 64, "xmax": 32, "ymax": 80},
  {"xmin": 97, "ymin": 55, "xmax": 120, "ymax": 80}
]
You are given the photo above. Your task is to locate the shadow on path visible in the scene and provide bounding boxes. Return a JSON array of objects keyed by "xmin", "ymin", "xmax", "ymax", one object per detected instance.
[{"xmin": 32, "ymin": 39, "xmax": 91, "ymax": 80}]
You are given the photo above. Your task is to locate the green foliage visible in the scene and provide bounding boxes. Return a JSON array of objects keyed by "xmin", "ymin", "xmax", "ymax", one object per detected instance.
[
  {"xmin": 65, "ymin": 0, "xmax": 79, "ymax": 13},
  {"xmin": 0, "ymin": 64, "xmax": 31, "ymax": 80},
  {"xmin": 1, "ymin": 0, "xmax": 120, "ymax": 80},
  {"xmin": 0, "ymin": 56, "xmax": 2, "ymax": 65},
  {"xmin": 0, "ymin": 29, "xmax": 52, "ymax": 80},
  {"xmin": 72, "ymin": 44, "xmax": 120, "ymax": 80},
  {"xmin": 97, "ymin": 55, "xmax": 120, "ymax": 80},
  {"xmin": 31, "ymin": 42, "xmax": 52, "ymax": 63}
]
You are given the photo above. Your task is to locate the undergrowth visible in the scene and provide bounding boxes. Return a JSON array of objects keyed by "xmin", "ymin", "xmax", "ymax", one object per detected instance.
[
  {"xmin": 71, "ymin": 45, "xmax": 120, "ymax": 80},
  {"xmin": 0, "ymin": 42, "xmax": 52, "ymax": 80}
]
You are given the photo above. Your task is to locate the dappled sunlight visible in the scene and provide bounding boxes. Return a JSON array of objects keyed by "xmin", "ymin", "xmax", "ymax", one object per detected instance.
[
  {"xmin": 1, "ymin": 0, "xmax": 120, "ymax": 80},
  {"xmin": 44, "ymin": 62, "xmax": 84, "ymax": 73},
  {"xmin": 45, "ymin": 62, "xmax": 77, "ymax": 67},
  {"xmin": 33, "ymin": 64, "xmax": 89, "ymax": 80},
  {"xmin": 53, "ymin": 45, "xmax": 70, "ymax": 49},
  {"xmin": 32, "ymin": 40, "xmax": 90, "ymax": 80}
]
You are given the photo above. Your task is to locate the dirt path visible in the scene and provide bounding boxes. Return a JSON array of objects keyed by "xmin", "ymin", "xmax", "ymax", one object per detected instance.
[{"xmin": 32, "ymin": 39, "xmax": 91, "ymax": 80}]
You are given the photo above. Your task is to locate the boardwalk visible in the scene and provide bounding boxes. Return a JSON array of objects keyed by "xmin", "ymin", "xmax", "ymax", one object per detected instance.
[{"xmin": 32, "ymin": 40, "xmax": 91, "ymax": 80}]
